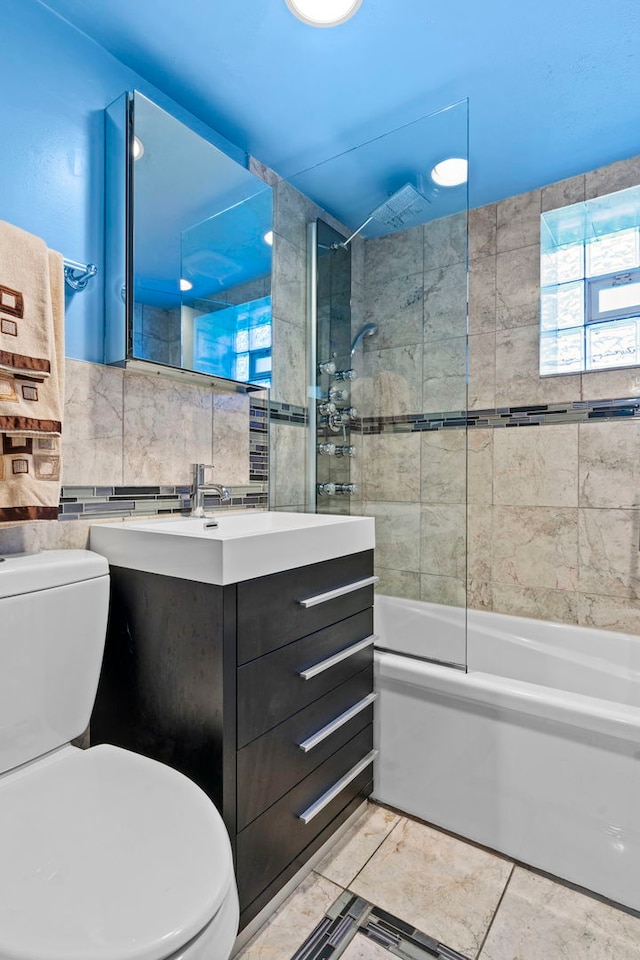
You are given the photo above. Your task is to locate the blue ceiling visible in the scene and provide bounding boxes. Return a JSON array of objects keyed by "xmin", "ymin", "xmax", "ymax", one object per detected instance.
[{"xmin": 38, "ymin": 0, "xmax": 640, "ymax": 213}]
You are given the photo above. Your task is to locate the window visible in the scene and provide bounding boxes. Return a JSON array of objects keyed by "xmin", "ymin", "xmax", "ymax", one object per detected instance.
[
  {"xmin": 192, "ymin": 295, "xmax": 272, "ymax": 386},
  {"xmin": 540, "ymin": 185, "xmax": 640, "ymax": 375}
]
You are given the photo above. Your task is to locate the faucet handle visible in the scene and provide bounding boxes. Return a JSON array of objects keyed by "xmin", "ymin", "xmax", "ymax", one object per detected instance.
[{"xmin": 193, "ymin": 463, "xmax": 215, "ymax": 482}]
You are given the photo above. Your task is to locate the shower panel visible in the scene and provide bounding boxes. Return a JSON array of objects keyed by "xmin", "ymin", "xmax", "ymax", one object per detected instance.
[{"xmin": 307, "ymin": 219, "xmax": 359, "ymax": 513}]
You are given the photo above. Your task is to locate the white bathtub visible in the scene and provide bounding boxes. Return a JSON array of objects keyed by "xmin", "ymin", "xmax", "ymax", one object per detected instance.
[{"xmin": 374, "ymin": 600, "xmax": 640, "ymax": 911}]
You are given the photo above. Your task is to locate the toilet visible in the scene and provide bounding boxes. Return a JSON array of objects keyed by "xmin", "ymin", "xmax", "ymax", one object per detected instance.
[{"xmin": 0, "ymin": 549, "xmax": 239, "ymax": 960}]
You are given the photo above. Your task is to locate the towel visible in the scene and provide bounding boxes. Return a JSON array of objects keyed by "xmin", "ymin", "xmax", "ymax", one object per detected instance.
[{"xmin": 0, "ymin": 234, "xmax": 65, "ymax": 522}]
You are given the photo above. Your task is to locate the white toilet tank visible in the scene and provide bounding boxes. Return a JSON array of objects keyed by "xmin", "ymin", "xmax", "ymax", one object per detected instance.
[{"xmin": 0, "ymin": 549, "xmax": 110, "ymax": 775}]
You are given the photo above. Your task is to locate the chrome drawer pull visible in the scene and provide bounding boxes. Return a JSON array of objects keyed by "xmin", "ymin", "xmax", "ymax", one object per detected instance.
[
  {"xmin": 299, "ymin": 635, "xmax": 376, "ymax": 681},
  {"xmin": 298, "ymin": 693, "xmax": 378, "ymax": 753},
  {"xmin": 298, "ymin": 576, "xmax": 379, "ymax": 608},
  {"xmin": 298, "ymin": 750, "xmax": 378, "ymax": 824}
]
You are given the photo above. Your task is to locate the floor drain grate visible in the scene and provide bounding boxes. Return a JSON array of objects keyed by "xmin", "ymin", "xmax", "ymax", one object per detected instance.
[{"xmin": 289, "ymin": 892, "xmax": 472, "ymax": 960}]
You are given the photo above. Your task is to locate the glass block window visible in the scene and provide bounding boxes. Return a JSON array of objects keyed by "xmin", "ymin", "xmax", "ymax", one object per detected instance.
[
  {"xmin": 540, "ymin": 185, "xmax": 640, "ymax": 375},
  {"xmin": 232, "ymin": 295, "xmax": 272, "ymax": 386}
]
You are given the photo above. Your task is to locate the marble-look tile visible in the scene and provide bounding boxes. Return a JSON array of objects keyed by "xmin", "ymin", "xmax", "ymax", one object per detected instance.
[
  {"xmin": 541, "ymin": 173, "xmax": 586, "ymax": 212},
  {"xmin": 274, "ymin": 180, "xmax": 314, "ymax": 250},
  {"xmin": 496, "ymin": 189, "xmax": 541, "ymax": 253},
  {"xmin": 579, "ymin": 507, "xmax": 640, "ymax": 599},
  {"xmin": 361, "ymin": 343, "xmax": 423, "ymax": 418},
  {"xmin": 467, "ymin": 505, "xmax": 492, "ymax": 582},
  {"xmin": 492, "ymin": 506, "xmax": 578, "ymax": 591},
  {"xmin": 361, "ymin": 502, "xmax": 421, "ymax": 572},
  {"xmin": 339, "ymin": 934, "xmax": 390, "ymax": 960},
  {"xmin": 364, "ymin": 273, "xmax": 424, "ymax": 349},
  {"xmin": 315, "ymin": 804, "xmax": 400, "ymax": 889},
  {"xmin": 270, "ymin": 422, "xmax": 306, "ymax": 509},
  {"xmin": 421, "ymin": 504, "xmax": 466, "ymax": 579},
  {"xmin": 423, "ymin": 212, "xmax": 467, "ymax": 271},
  {"xmin": 495, "ymin": 245, "xmax": 540, "ymax": 330},
  {"xmin": 350, "ymin": 236, "xmax": 365, "ymax": 286},
  {"xmin": 248, "ymin": 156, "xmax": 280, "ymax": 187},
  {"xmin": 479, "ymin": 866, "xmax": 640, "ymax": 960},
  {"xmin": 421, "ymin": 574, "xmax": 466, "ymax": 607},
  {"xmin": 469, "ymin": 203, "xmax": 497, "ymax": 260},
  {"xmin": 467, "ymin": 579, "xmax": 493, "ymax": 611},
  {"xmin": 423, "ymin": 337, "xmax": 466, "ymax": 413},
  {"xmin": 423, "ymin": 262, "xmax": 467, "ymax": 342},
  {"xmin": 364, "ymin": 226, "xmax": 423, "ymax": 286},
  {"xmin": 495, "ymin": 325, "xmax": 581, "ymax": 406},
  {"xmin": 212, "ymin": 391, "xmax": 250, "ymax": 485},
  {"xmin": 362, "ymin": 433, "xmax": 420, "ymax": 501},
  {"xmin": 468, "ymin": 332, "xmax": 496, "ymax": 410},
  {"xmin": 467, "ymin": 428, "xmax": 493, "ymax": 505},
  {"xmin": 468, "ymin": 256, "xmax": 496, "ymax": 336},
  {"xmin": 123, "ymin": 372, "xmax": 213, "ymax": 486},
  {"xmin": 420, "ymin": 430, "xmax": 466, "ymax": 504},
  {"xmin": 491, "ymin": 583, "xmax": 578, "ymax": 624},
  {"xmin": 349, "ymin": 818, "xmax": 512, "ymax": 959},
  {"xmin": 271, "ymin": 317, "xmax": 306, "ymax": 407},
  {"xmin": 585, "ymin": 154, "xmax": 640, "ymax": 200},
  {"xmin": 493, "ymin": 423, "xmax": 578, "ymax": 507},
  {"xmin": 236, "ymin": 871, "xmax": 342, "ymax": 960},
  {"xmin": 374, "ymin": 567, "xmax": 421, "ymax": 600},
  {"xmin": 62, "ymin": 360, "xmax": 123, "ymax": 486},
  {"xmin": 581, "ymin": 365, "xmax": 640, "ymax": 402},
  {"xmin": 0, "ymin": 517, "xmax": 93, "ymax": 554},
  {"xmin": 579, "ymin": 420, "xmax": 640, "ymax": 508},
  {"xmin": 271, "ymin": 234, "xmax": 306, "ymax": 327},
  {"xmin": 578, "ymin": 592, "xmax": 640, "ymax": 636}
]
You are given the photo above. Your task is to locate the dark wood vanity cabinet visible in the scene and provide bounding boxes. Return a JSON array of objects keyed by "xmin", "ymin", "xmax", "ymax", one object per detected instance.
[{"xmin": 91, "ymin": 550, "xmax": 375, "ymax": 929}]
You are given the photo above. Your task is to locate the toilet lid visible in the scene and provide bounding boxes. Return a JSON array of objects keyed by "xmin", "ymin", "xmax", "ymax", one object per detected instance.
[{"xmin": 0, "ymin": 745, "xmax": 234, "ymax": 960}]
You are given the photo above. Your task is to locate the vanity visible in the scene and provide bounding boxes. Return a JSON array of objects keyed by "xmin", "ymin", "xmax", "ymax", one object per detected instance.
[{"xmin": 89, "ymin": 512, "xmax": 376, "ymax": 929}]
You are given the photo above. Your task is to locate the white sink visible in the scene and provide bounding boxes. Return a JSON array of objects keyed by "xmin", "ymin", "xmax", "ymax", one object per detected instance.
[{"xmin": 90, "ymin": 511, "xmax": 375, "ymax": 584}]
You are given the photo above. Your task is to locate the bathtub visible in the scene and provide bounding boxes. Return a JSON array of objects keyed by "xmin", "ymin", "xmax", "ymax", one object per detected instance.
[{"xmin": 374, "ymin": 598, "xmax": 640, "ymax": 911}]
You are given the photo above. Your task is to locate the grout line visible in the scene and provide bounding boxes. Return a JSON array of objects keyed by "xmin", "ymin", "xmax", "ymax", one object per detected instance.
[
  {"xmin": 343, "ymin": 810, "xmax": 406, "ymax": 888},
  {"xmin": 475, "ymin": 863, "xmax": 515, "ymax": 959}
]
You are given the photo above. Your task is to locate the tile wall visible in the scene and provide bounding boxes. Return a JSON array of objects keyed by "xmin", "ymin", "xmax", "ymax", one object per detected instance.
[
  {"xmin": 357, "ymin": 153, "xmax": 640, "ymax": 636},
  {"xmin": 0, "ymin": 358, "xmax": 264, "ymax": 554}
]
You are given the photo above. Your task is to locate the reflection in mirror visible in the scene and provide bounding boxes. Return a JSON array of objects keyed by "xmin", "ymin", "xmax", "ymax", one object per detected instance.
[{"xmin": 106, "ymin": 91, "xmax": 273, "ymax": 389}]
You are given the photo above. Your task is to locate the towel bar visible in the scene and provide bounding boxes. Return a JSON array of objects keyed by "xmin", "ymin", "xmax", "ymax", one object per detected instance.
[{"xmin": 63, "ymin": 258, "xmax": 98, "ymax": 292}]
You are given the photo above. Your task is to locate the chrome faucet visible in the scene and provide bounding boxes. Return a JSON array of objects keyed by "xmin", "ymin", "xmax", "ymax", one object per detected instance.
[{"xmin": 191, "ymin": 464, "xmax": 232, "ymax": 517}]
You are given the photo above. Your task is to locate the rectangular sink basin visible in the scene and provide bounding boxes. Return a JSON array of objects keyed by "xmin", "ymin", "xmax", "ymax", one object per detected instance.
[{"xmin": 90, "ymin": 511, "xmax": 375, "ymax": 584}]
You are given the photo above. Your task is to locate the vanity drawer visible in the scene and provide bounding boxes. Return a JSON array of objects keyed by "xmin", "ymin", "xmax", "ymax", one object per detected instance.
[
  {"xmin": 237, "ymin": 550, "xmax": 374, "ymax": 663},
  {"xmin": 237, "ymin": 667, "xmax": 374, "ymax": 830},
  {"xmin": 237, "ymin": 725, "xmax": 375, "ymax": 910},
  {"xmin": 237, "ymin": 608, "xmax": 373, "ymax": 747}
]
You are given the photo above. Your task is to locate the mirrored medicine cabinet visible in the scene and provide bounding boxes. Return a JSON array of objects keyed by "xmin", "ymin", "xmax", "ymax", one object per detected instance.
[{"xmin": 105, "ymin": 91, "xmax": 273, "ymax": 391}]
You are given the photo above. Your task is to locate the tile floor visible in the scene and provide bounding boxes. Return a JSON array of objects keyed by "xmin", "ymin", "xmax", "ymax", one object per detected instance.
[{"xmin": 236, "ymin": 802, "xmax": 640, "ymax": 960}]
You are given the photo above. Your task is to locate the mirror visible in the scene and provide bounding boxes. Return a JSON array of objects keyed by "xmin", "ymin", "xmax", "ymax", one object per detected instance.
[{"xmin": 105, "ymin": 91, "xmax": 273, "ymax": 390}]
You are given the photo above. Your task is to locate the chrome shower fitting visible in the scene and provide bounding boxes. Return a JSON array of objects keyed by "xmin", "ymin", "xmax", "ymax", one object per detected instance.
[
  {"xmin": 350, "ymin": 323, "xmax": 378, "ymax": 356},
  {"xmin": 317, "ymin": 400, "xmax": 338, "ymax": 416},
  {"xmin": 334, "ymin": 368, "xmax": 357, "ymax": 382},
  {"xmin": 317, "ymin": 442, "xmax": 337, "ymax": 456},
  {"xmin": 335, "ymin": 445, "xmax": 356, "ymax": 458},
  {"xmin": 329, "ymin": 388, "xmax": 348, "ymax": 402},
  {"xmin": 317, "ymin": 482, "xmax": 359, "ymax": 497},
  {"xmin": 318, "ymin": 359, "xmax": 336, "ymax": 375}
]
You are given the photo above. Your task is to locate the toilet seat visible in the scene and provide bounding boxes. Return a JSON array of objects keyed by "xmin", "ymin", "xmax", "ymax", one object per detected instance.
[{"xmin": 0, "ymin": 744, "xmax": 235, "ymax": 960}]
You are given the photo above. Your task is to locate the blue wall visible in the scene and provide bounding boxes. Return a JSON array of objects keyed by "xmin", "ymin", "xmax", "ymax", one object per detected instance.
[{"xmin": 1, "ymin": 0, "xmax": 243, "ymax": 362}]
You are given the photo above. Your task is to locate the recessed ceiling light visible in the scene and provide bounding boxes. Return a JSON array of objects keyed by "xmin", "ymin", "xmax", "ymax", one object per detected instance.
[
  {"xmin": 285, "ymin": 0, "xmax": 363, "ymax": 27},
  {"xmin": 179, "ymin": 278, "xmax": 193, "ymax": 292},
  {"xmin": 132, "ymin": 136, "xmax": 145, "ymax": 161},
  {"xmin": 263, "ymin": 230, "xmax": 274, "ymax": 246},
  {"xmin": 430, "ymin": 158, "xmax": 468, "ymax": 187}
]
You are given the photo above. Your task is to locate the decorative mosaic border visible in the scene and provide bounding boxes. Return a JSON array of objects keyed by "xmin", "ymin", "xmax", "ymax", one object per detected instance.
[
  {"xmin": 356, "ymin": 396, "xmax": 640, "ymax": 435},
  {"xmin": 59, "ymin": 484, "xmax": 268, "ymax": 521},
  {"xmin": 290, "ymin": 891, "xmax": 470, "ymax": 960},
  {"xmin": 249, "ymin": 398, "xmax": 269, "ymax": 482}
]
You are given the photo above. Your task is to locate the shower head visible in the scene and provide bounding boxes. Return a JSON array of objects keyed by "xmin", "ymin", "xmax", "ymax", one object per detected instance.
[
  {"xmin": 370, "ymin": 183, "xmax": 432, "ymax": 230},
  {"xmin": 350, "ymin": 323, "xmax": 378, "ymax": 356},
  {"xmin": 334, "ymin": 183, "xmax": 432, "ymax": 249}
]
